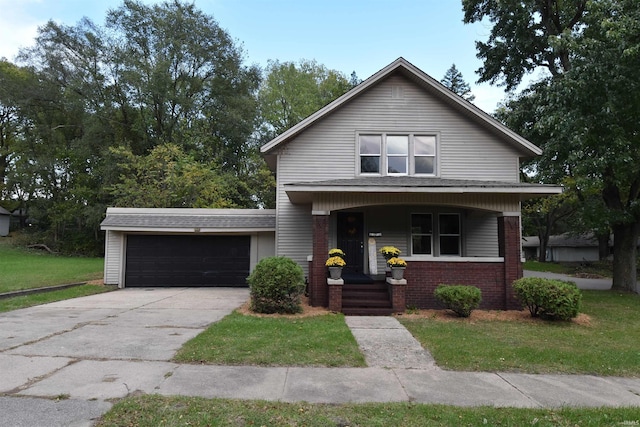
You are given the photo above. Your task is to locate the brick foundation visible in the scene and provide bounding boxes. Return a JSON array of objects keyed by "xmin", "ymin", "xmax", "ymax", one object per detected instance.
[
  {"xmin": 327, "ymin": 279, "xmax": 343, "ymax": 312},
  {"xmin": 404, "ymin": 261, "xmax": 509, "ymax": 309}
]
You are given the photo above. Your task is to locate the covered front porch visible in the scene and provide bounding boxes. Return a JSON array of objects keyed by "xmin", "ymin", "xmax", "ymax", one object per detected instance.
[{"xmin": 286, "ymin": 177, "xmax": 561, "ymax": 313}]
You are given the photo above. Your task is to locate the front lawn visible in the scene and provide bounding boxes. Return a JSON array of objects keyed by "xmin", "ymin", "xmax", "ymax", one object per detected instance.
[
  {"xmin": 174, "ymin": 311, "xmax": 366, "ymax": 367},
  {"xmin": 0, "ymin": 241, "xmax": 104, "ymax": 293},
  {"xmin": 400, "ymin": 290, "xmax": 640, "ymax": 376},
  {"xmin": 0, "ymin": 284, "xmax": 116, "ymax": 313},
  {"xmin": 96, "ymin": 395, "xmax": 640, "ymax": 427}
]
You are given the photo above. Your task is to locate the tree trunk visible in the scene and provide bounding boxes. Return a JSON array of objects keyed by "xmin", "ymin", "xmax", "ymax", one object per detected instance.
[
  {"xmin": 537, "ymin": 231, "xmax": 550, "ymax": 262},
  {"xmin": 597, "ymin": 232, "xmax": 610, "ymax": 260},
  {"xmin": 611, "ymin": 222, "xmax": 639, "ymax": 293}
]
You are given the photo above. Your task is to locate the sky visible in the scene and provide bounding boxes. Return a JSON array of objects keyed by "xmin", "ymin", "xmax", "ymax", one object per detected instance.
[{"xmin": 0, "ymin": 0, "xmax": 522, "ymax": 113}]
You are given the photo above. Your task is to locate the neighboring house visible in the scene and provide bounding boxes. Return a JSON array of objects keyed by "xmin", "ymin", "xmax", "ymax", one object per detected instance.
[
  {"xmin": 522, "ymin": 234, "xmax": 613, "ymax": 262},
  {"xmin": 0, "ymin": 207, "xmax": 10, "ymax": 237},
  {"xmin": 101, "ymin": 58, "xmax": 560, "ymax": 311}
]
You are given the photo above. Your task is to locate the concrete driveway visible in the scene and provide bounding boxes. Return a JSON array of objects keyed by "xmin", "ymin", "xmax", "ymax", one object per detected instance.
[
  {"xmin": 0, "ymin": 287, "xmax": 249, "ymax": 360},
  {"xmin": 0, "ymin": 287, "xmax": 248, "ymax": 426}
]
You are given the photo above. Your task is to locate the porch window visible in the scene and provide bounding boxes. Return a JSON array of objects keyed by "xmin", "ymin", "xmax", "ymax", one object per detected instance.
[
  {"xmin": 358, "ymin": 133, "xmax": 437, "ymax": 176},
  {"xmin": 411, "ymin": 213, "xmax": 433, "ymax": 254},
  {"xmin": 439, "ymin": 213, "xmax": 461, "ymax": 255}
]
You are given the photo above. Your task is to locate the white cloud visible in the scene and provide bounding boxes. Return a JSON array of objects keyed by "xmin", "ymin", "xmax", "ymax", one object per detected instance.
[{"xmin": 0, "ymin": 1, "xmax": 44, "ymax": 61}]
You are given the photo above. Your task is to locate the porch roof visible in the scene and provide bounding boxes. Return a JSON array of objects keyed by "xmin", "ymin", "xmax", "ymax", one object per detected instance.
[{"xmin": 284, "ymin": 177, "xmax": 562, "ymax": 204}]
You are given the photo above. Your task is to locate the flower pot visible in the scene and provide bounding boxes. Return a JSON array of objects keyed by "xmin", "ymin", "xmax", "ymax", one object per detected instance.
[
  {"xmin": 328, "ymin": 266, "xmax": 343, "ymax": 279},
  {"xmin": 390, "ymin": 266, "xmax": 406, "ymax": 280}
]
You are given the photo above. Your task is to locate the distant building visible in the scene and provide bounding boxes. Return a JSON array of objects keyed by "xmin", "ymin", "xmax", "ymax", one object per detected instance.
[{"xmin": 522, "ymin": 234, "xmax": 613, "ymax": 262}]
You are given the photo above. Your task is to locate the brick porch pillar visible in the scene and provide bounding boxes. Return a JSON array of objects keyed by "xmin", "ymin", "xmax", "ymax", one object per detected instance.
[
  {"xmin": 310, "ymin": 212, "xmax": 329, "ymax": 307},
  {"xmin": 498, "ymin": 214, "xmax": 523, "ymax": 309}
]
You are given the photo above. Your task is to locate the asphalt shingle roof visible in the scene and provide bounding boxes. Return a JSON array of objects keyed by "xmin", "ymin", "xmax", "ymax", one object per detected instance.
[{"xmin": 101, "ymin": 213, "xmax": 275, "ymax": 230}]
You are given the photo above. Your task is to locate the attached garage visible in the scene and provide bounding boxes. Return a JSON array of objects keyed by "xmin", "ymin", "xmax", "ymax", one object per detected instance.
[{"xmin": 101, "ymin": 208, "xmax": 276, "ymax": 288}]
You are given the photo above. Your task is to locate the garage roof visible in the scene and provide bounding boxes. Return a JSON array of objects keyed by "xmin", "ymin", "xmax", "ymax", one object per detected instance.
[{"xmin": 101, "ymin": 208, "xmax": 276, "ymax": 232}]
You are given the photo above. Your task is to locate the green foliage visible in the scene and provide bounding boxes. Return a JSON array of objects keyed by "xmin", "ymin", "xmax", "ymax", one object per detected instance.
[
  {"xmin": 247, "ymin": 257, "xmax": 305, "ymax": 314},
  {"xmin": 174, "ymin": 312, "xmax": 365, "ymax": 367},
  {"xmin": 440, "ymin": 64, "xmax": 475, "ymax": 102},
  {"xmin": 479, "ymin": 0, "xmax": 640, "ymax": 291},
  {"xmin": 433, "ymin": 285, "xmax": 481, "ymax": 317},
  {"xmin": 462, "ymin": 0, "xmax": 585, "ymax": 89},
  {"xmin": 0, "ymin": 284, "xmax": 115, "ymax": 313},
  {"xmin": 512, "ymin": 277, "xmax": 581, "ymax": 320},
  {"xmin": 257, "ymin": 59, "xmax": 351, "ymax": 139},
  {"xmin": 99, "ymin": 395, "xmax": 640, "ymax": 427},
  {"xmin": 0, "ymin": 239, "xmax": 103, "ymax": 293},
  {"xmin": 402, "ymin": 290, "xmax": 640, "ymax": 376}
]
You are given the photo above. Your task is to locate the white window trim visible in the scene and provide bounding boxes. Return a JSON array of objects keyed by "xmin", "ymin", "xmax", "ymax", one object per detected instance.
[
  {"xmin": 438, "ymin": 213, "xmax": 462, "ymax": 257},
  {"xmin": 356, "ymin": 132, "xmax": 439, "ymax": 177}
]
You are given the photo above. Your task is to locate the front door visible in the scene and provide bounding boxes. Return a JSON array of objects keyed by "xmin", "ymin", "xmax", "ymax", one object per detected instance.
[{"xmin": 337, "ymin": 212, "xmax": 365, "ymax": 273}]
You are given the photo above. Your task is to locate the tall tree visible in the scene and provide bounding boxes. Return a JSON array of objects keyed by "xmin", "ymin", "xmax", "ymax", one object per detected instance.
[
  {"xmin": 466, "ymin": 0, "xmax": 640, "ymax": 292},
  {"xmin": 441, "ymin": 64, "xmax": 475, "ymax": 102},
  {"xmin": 257, "ymin": 59, "xmax": 351, "ymax": 140},
  {"xmin": 4, "ymin": 0, "xmax": 270, "ymax": 254}
]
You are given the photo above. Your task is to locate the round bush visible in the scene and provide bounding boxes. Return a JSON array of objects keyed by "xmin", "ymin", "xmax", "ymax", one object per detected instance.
[
  {"xmin": 247, "ymin": 256, "xmax": 305, "ymax": 314},
  {"xmin": 434, "ymin": 285, "xmax": 482, "ymax": 317},
  {"xmin": 512, "ymin": 277, "xmax": 581, "ymax": 320}
]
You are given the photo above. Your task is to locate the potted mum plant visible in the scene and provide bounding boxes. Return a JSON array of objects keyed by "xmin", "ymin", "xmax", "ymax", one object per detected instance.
[
  {"xmin": 387, "ymin": 256, "xmax": 407, "ymax": 280},
  {"xmin": 326, "ymin": 248, "xmax": 346, "ymax": 279},
  {"xmin": 379, "ymin": 246, "xmax": 400, "ymax": 262}
]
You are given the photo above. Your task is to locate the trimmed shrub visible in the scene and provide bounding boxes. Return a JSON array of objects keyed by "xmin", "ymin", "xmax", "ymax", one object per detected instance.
[
  {"xmin": 434, "ymin": 285, "xmax": 482, "ymax": 318},
  {"xmin": 247, "ymin": 256, "xmax": 305, "ymax": 314},
  {"xmin": 512, "ymin": 277, "xmax": 582, "ymax": 321}
]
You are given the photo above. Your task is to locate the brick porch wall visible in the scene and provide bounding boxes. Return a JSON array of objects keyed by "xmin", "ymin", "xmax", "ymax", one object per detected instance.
[
  {"xmin": 404, "ymin": 261, "xmax": 508, "ymax": 309},
  {"xmin": 310, "ymin": 214, "xmax": 329, "ymax": 307},
  {"xmin": 498, "ymin": 215, "xmax": 523, "ymax": 309}
]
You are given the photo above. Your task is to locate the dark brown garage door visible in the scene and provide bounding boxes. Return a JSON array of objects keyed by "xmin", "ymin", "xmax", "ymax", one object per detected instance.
[{"xmin": 125, "ymin": 235, "xmax": 250, "ymax": 287}]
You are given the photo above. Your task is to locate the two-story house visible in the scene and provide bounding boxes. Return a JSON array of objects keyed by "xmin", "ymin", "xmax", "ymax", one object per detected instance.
[{"xmin": 101, "ymin": 58, "xmax": 560, "ymax": 313}]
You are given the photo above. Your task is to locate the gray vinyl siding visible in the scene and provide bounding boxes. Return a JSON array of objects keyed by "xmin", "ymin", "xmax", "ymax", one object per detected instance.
[
  {"xmin": 275, "ymin": 74, "xmax": 522, "ymax": 272},
  {"xmin": 465, "ymin": 213, "xmax": 500, "ymax": 257},
  {"xmin": 104, "ymin": 230, "xmax": 123, "ymax": 285}
]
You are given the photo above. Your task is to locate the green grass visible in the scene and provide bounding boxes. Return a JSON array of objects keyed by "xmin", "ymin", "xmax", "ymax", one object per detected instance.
[
  {"xmin": 96, "ymin": 395, "xmax": 640, "ymax": 427},
  {"xmin": 0, "ymin": 284, "xmax": 116, "ymax": 313},
  {"xmin": 173, "ymin": 311, "xmax": 366, "ymax": 367},
  {"xmin": 523, "ymin": 260, "xmax": 616, "ymax": 278},
  {"xmin": 400, "ymin": 290, "xmax": 640, "ymax": 376},
  {"xmin": 0, "ymin": 241, "xmax": 104, "ymax": 293}
]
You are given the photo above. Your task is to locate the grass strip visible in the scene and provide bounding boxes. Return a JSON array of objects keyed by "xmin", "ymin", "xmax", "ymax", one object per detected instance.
[
  {"xmin": 0, "ymin": 284, "xmax": 116, "ymax": 313},
  {"xmin": 96, "ymin": 395, "xmax": 640, "ymax": 427},
  {"xmin": 400, "ymin": 290, "xmax": 640, "ymax": 376},
  {"xmin": 174, "ymin": 311, "xmax": 366, "ymax": 367},
  {"xmin": 0, "ymin": 243, "xmax": 103, "ymax": 293}
]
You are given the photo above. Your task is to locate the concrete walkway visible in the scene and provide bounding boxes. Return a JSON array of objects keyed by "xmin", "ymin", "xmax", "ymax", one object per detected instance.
[{"xmin": 1, "ymin": 288, "xmax": 639, "ymax": 426}]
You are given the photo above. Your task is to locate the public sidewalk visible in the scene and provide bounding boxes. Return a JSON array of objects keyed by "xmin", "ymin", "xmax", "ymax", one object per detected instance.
[{"xmin": 1, "ymin": 289, "xmax": 639, "ymax": 426}]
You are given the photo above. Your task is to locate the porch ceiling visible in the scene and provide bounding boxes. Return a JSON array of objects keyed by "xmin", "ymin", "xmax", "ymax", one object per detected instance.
[{"xmin": 284, "ymin": 177, "xmax": 562, "ymax": 205}]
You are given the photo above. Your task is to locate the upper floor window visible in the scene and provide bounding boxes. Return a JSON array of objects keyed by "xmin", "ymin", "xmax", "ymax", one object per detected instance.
[{"xmin": 358, "ymin": 133, "xmax": 436, "ymax": 176}]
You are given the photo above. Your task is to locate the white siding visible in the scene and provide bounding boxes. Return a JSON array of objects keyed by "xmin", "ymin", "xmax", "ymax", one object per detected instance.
[
  {"xmin": 104, "ymin": 230, "xmax": 123, "ymax": 285},
  {"xmin": 275, "ymin": 74, "xmax": 523, "ymax": 271},
  {"xmin": 465, "ymin": 213, "xmax": 500, "ymax": 257},
  {"xmin": 255, "ymin": 231, "xmax": 276, "ymax": 265}
]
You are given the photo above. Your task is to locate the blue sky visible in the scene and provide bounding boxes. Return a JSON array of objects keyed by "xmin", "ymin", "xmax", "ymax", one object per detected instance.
[{"xmin": 0, "ymin": 0, "xmax": 521, "ymax": 113}]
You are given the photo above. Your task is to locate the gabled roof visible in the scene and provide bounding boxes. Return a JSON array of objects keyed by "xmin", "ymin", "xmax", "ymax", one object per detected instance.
[
  {"xmin": 260, "ymin": 57, "xmax": 542, "ymax": 158},
  {"xmin": 0, "ymin": 206, "xmax": 10, "ymax": 215}
]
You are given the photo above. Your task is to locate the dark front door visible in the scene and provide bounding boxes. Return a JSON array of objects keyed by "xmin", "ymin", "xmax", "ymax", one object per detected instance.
[
  {"xmin": 125, "ymin": 235, "xmax": 250, "ymax": 287},
  {"xmin": 337, "ymin": 212, "xmax": 365, "ymax": 273}
]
